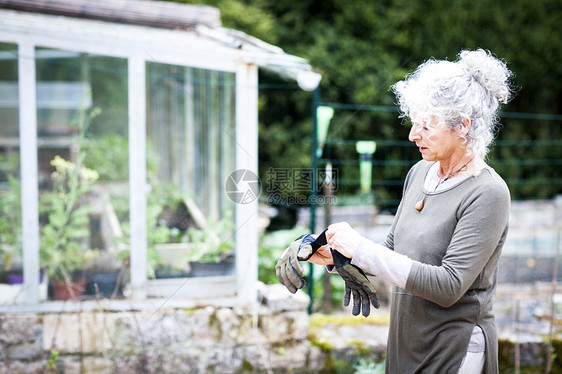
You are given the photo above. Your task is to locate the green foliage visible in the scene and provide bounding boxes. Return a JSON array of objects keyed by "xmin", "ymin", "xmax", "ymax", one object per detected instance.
[
  {"xmin": 82, "ymin": 134, "xmax": 129, "ymax": 181},
  {"xmin": 184, "ymin": 210, "xmax": 235, "ymax": 263},
  {"xmin": 113, "ymin": 179, "xmax": 235, "ymax": 276},
  {"xmin": 0, "ymin": 43, "xmax": 18, "ymax": 81},
  {"xmin": 353, "ymin": 358, "xmax": 385, "ymax": 374},
  {"xmin": 0, "ymin": 151, "xmax": 22, "ymax": 275},
  {"xmin": 189, "ymin": 0, "xmax": 562, "ymax": 206},
  {"xmin": 45, "ymin": 349, "xmax": 59, "ymax": 371},
  {"xmin": 32, "ymin": 0, "xmax": 560, "ymax": 214},
  {"xmin": 112, "ymin": 188, "xmax": 173, "ymax": 276},
  {"xmin": 110, "ymin": 166, "xmax": 188, "ymax": 273},
  {"xmin": 0, "ymin": 152, "xmax": 19, "ymax": 179},
  {"xmin": 168, "ymin": 0, "xmax": 277, "ymax": 44},
  {"xmin": 0, "ymin": 176, "xmax": 21, "ymax": 273},
  {"xmin": 81, "ymin": 133, "xmax": 159, "ymax": 183},
  {"xmin": 87, "ymin": 56, "xmax": 128, "ymax": 137}
]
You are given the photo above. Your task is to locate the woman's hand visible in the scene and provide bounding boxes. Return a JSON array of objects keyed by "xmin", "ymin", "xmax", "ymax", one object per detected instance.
[
  {"xmin": 326, "ymin": 222, "xmax": 363, "ymax": 258},
  {"xmin": 307, "ymin": 244, "xmax": 334, "ymax": 265}
]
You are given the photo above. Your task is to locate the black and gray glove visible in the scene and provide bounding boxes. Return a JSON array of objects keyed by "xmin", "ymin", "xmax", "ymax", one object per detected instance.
[
  {"xmin": 331, "ymin": 249, "xmax": 379, "ymax": 317},
  {"xmin": 275, "ymin": 229, "xmax": 328, "ymax": 294}
]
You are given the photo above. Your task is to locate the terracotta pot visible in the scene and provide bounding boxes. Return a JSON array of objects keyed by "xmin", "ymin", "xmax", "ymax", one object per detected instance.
[{"xmin": 50, "ymin": 278, "xmax": 87, "ymax": 300}]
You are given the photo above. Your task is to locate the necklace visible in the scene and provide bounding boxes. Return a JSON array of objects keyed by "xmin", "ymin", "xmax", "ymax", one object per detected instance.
[{"xmin": 414, "ymin": 158, "xmax": 474, "ymax": 212}]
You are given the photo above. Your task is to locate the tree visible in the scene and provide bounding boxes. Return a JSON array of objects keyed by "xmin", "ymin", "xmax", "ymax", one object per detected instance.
[{"xmin": 171, "ymin": 0, "xmax": 562, "ymax": 206}]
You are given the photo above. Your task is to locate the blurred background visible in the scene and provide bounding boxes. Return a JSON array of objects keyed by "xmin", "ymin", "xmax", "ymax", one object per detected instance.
[{"xmin": 202, "ymin": 0, "xmax": 562, "ymax": 307}]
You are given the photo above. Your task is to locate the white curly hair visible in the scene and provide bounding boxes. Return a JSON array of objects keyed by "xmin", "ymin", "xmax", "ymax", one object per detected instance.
[{"xmin": 391, "ymin": 49, "xmax": 513, "ymax": 160}]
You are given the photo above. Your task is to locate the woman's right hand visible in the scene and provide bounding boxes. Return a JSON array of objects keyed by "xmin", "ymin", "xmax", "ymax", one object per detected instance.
[{"xmin": 307, "ymin": 244, "xmax": 334, "ymax": 266}]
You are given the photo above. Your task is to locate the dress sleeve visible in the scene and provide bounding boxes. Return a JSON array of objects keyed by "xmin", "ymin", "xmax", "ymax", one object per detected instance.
[
  {"xmin": 405, "ymin": 182, "xmax": 510, "ymax": 307},
  {"xmin": 351, "ymin": 238, "xmax": 413, "ymax": 288}
]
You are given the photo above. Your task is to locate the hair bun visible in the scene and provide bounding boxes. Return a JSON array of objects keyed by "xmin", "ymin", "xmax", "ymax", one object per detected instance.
[{"xmin": 459, "ymin": 49, "xmax": 512, "ymax": 104}]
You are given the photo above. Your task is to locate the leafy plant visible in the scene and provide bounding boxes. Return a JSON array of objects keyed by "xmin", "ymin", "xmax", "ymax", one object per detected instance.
[
  {"xmin": 39, "ymin": 107, "xmax": 100, "ymax": 283},
  {"xmin": 45, "ymin": 349, "xmax": 59, "ymax": 371},
  {"xmin": 185, "ymin": 210, "xmax": 235, "ymax": 263}
]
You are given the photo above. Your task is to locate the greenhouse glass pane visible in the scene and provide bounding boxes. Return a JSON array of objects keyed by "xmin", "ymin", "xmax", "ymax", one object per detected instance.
[
  {"xmin": 35, "ymin": 48, "xmax": 129, "ymax": 300},
  {"xmin": 146, "ymin": 62, "xmax": 236, "ymax": 281},
  {"xmin": 0, "ymin": 43, "xmax": 25, "ymax": 304}
]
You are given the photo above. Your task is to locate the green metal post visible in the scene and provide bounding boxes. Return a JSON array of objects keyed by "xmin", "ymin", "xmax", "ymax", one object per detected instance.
[{"xmin": 308, "ymin": 87, "xmax": 320, "ymax": 315}]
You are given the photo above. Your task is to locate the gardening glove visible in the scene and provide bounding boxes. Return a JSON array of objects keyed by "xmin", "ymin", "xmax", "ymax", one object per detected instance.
[
  {"xmin": 331, "ymin": 249, "xmax": 380, "ymax": 317},
  {"xmin": 275, "ymin": 229, "xmax": 328, "ymax": 294}
]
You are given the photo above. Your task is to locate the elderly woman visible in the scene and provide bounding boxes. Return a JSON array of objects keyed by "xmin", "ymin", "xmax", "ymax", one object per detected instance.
[{"xmin": 311, "ymin": 49, "xmax": 513, "ymax": 373}]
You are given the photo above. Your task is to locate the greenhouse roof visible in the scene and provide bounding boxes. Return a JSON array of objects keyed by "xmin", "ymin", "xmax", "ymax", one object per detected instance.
[
  {"xmin": 0, "ymin": 0, "xmax": 321, "ymax": 90},
  {"xmin": 0, "ymin": 0, "xmax": 222, "ymax": 29}
]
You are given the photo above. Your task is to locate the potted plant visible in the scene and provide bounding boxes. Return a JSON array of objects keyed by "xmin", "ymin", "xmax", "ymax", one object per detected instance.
[
  {"xmin": 40, "ymin": 155, "xmax": 99, "ymax": 299},
  {"xmin": 185, "ymin": 210, "xmax": 235, "ymax": 277},
  {"xmin": 39, "ymin": 108, "xmax": 100, "ymax": 300}
]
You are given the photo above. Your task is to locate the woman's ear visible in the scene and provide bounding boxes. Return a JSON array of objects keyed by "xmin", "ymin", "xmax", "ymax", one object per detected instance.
[{"xmin": 459, "ymin": 118, "xmax": 471, "ymax": 137}]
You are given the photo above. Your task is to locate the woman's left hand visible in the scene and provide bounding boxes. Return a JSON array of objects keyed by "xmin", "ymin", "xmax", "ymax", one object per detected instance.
[
  {"xmin": 326, "ymin": 222, "xmax": 363, "ymax": 258},
  {"xmin": 307, "ymin": 244, "xmax": 334, "ymax": 265}
]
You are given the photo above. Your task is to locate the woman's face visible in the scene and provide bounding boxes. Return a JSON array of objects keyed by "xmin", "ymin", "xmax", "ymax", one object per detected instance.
[{"xmin": 408, "ymin": 117, "xmax": 464, "ymax": 162}]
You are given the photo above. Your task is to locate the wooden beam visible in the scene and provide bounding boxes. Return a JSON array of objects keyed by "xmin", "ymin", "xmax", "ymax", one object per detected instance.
[
  {"xmin": 18, "ymin": 42, "xmax": 40, "ymax": 305},
  {"xmin": 235, "ymin": 61, "xmax": 259, "ymax": 305},
  {"xmin": 128, "ymin": 55, "xmax": 147, "ymax": 300},
  {"xmin": 0, "ymin": 0, "xmax": 221, "ymax": 29}
]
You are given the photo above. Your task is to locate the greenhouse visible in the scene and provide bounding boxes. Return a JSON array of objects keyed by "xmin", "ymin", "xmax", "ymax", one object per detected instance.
[{"xmin": 0, "ymin": 0, "xmax": 320, "ymax": 310}]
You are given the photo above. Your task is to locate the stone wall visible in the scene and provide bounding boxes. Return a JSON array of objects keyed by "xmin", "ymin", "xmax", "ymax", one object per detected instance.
[
  {"xmin": 1, "ymin": 283, "xmax": 560, "ymax": 373},
  {"xmin": 0, "ymin": 285, "xmax": 324, "ymax": 374}
]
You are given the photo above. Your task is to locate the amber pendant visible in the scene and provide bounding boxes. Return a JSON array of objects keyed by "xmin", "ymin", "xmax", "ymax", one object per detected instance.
[{"xmin": 415, "ymin": 197, "xmax": 424, "ymax": 211}]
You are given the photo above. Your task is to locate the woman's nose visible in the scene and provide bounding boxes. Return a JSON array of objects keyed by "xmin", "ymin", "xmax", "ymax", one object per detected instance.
[{"xmin": 409, "ymin": 127, "xmax": 420, "ymax": 142}]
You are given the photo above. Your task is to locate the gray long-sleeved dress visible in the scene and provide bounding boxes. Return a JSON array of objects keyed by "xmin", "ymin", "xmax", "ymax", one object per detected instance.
[{"xmin": 383, "ymin": 160, "xmax": 510, "ymax": 373}]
